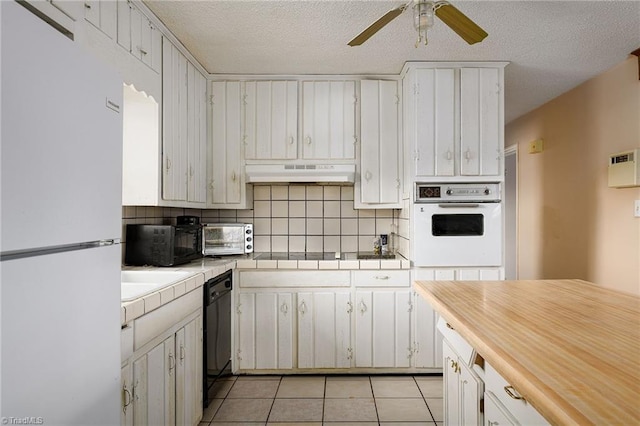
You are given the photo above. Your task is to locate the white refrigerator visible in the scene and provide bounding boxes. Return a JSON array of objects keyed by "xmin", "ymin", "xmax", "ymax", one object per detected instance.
[{"xmin": 1, "ymin": 2, "xmax": 122, "ymax": 424}]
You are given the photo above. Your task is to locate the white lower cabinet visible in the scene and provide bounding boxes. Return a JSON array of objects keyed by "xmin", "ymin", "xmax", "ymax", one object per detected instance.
[
  {"xmin": 484, "ymin": 363, "xmax": 548, "ymax": 425},
  {"xmin": 443, "ymin": 339, "xmax": 483, "ymax": 426},
  {"xmin": 236, "ymin": 292, "xmax": 294, "ymax": 370},
  {"xmin": 412, "ymin": 290, "xmax": 441, "ymax": 368},
  {"xmin": 133, "ymin": 335, "xmax": 175, "ymax": 426},
  {"xmin": 297, "ymin": 291, "xmax": 352, "ymax": 368},
  {"xmin": 354, "ymin": 289, "xmax": 411, "ymax": 368},
  {"xmin": 122, "ymin": 289, "xmax": 203, "ymax": 426},
  {"xmin": 121, "ymin": 363, "xmax": 134, "ymax": 426},
  {"xmin": 484, "ymin": 391, "xmax": 517, "ymax": 426}
]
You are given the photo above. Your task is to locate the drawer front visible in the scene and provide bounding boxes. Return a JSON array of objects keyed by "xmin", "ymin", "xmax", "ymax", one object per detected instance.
[
  {"xmin": 353, "ymin": 270, "xmax": 409, "ymax": 287},
  {"xmin": 239, "ymin": 270, "xmax": 351, "ymax": 287},
  {"xmin": 485, "ymin": 362, "xmax": 549, "ymax": 425},
  {"xmin": 436, "ymin": 317, "xmax": 475, "ymax": 365},
  {"xmin": 484, "ymin": 391, "xmax": 518, "ymax": 426}
]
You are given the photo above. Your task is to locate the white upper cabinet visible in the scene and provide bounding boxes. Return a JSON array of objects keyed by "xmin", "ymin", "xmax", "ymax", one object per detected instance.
[
  {"xmin": 302, "ymin": 81, "xmax": 357, "ymax": 160},
  {"xmin": 244, "ymin": 81, "xmax": 298, "ymax": 160},
  {"xmin": 460, "ymin": 67, "xmax": 501, "ymax": 176},
  {"xmin": 357, "ymin": 79, "xmax": 401, "ymax": 208},
  {"xmin": 162, "ymin": 38, "xmax": 207, "ymax": 204},
  {"xmin": 116, "ymin": 0, "xmax": 161, "ymax": 73},
  {"xmin": 209, "ymin": 81, "xmax": 253, "ymax": 209},
  {"xmin": 404, "ymin": 64, "xmax": 505, "ymax": 181},
  {"xmin": 412, "ymin": 68, "xmax": 456, "ymax": 177},
  {"xmin": 83, "ymin": 0, "xmax": 116, "ymax": 39}
]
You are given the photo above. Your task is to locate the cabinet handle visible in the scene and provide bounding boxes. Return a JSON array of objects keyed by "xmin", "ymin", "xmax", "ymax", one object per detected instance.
[
  {"xmin": 122, "ymin": 385, "xmax": 132, "ymax": 414},
  {"xmin": 446, "ymin": 150, "xmax": 453, "ymax": 161},
  {"xmin": 504, "ymin": 385, "xmax": 525, "ymax": 400},
  {"xmin": 168, "ymin": 353, "xmax": 175, "ymax": 375},
  {"xmin": 189, "ymin": 165, "xmax": 194, "ymax": 178},
  {"xmin": 346, "ymin": 301, "xmax": 353, "ymax": 314},
  {"xmin": 305, "ymin": 136, "xmax": 312, "ymax": 145},
  {"xmin": 166, "ymin": 158, "xmax": 171, "ymax": 170},
  {"xmin": 138, "ymin": 46, "xmax": 148, "ymax": 56},
  {"xmin": 231, "ymin": 171, "xmax": 237, "ymax": 181},
  {"xmin": 374, "ymin": 275, "xmax": 389, "ymax": 280},
  {"xmin": 180, "ymin": 344, "xmax": 186, "ymax": 363},
  {"xmin": 359, "ymin": 300, "xmax": 367, "ymax": 314},
  {"xmin": 298, "ymin": 301, "xmax": 307, "ymax": 315},
  {"xmin": 465, "ymin": 148, "xmax": 472, "ymax": 162},
  {"xmin": 280, "ymin": 302, "xmax": 289, "ymax": 315},
  {"xmin": 84, "ymin": 2, "xmax": 91, "ymax": 9},
  {"xmin": 347, "ymin": 347, "xmax": 353, "ymax": 360},
  {"xmin": 210, "ymin": 180, "xmax": 215, "ymax": 189},
  {"xmin": 289, "ymin": 136, "xmax": 295, "ymax": 145},
  {"xmin": 364, "ymin": 171, "xmax": 372, "ymax": 181}
]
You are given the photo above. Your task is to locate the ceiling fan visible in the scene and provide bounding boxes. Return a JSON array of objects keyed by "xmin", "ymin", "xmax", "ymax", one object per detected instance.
[{"xmin": 348, "ymin": 0, "xmax": 488, "ymax": 47}]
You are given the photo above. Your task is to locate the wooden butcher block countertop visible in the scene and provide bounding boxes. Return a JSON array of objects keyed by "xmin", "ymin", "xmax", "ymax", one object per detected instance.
[{"xmin": 414, "ymin": 279, "xmax": 640, "ymax": 425}]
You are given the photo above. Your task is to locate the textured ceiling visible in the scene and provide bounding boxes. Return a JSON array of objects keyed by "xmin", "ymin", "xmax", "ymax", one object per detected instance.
[{"xmin": 144, "ymin": 0, "xmax": 640, "ymax": 123}]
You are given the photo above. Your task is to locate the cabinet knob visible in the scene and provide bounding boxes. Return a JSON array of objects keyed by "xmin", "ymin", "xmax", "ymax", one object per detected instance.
[
  {"xmin": 280, "ymin": 302, "xmax": 289, "ymax": 315},
  {"xmin": 289, "ymin": 136, "xmax": 295, "ymax": 145},
  {"xmin": 364, "ymin": 171, "xmax": 372, "ymax": 181},
  {"xmin": 359, "ymin": 300, "xmax": 367, "ymax": 314},
  {"xmin": 298, "ymin": 301, "xmax": 307, "ymax": 314},
  {"xmin": 305, "ymin": 136, "xmax": 312, "ymax": 145}
]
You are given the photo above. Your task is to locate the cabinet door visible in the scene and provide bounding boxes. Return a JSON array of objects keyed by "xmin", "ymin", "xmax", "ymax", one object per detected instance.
[
  {"xmin": 414, "ymin": 68, "xmax": 455, "ymax": 177},
  {"xmin": 83, "ymin": 0, "xmax": 100, "ymax": 29},
  {"xmin": 129, "ymin": 6, "xmax": 142, "ymax": 59},
  {"xmin": 459, "ymin": 361, "xmax": 483, "ymax": 426},
  {"xmin": 460, "ymin": 68, "xmax": 501, "ymax": 176},
  {"xmin": 116, "ymin": 0, "xmax": 131, "ymax": 51},
  {"xmin": 484, "ymin": 391, "xmax": 517, "ymax": 426},
  {"xmin": 298, "ymin": 291, "xmax": 351, "ymax": 368},
  {"xmin": 359, "ymin": 80, "xmax": 400, "ymax": 206},
  {"xmin": 236, "ymin": 292, "xmax": 256, "ymax": 370},
  {"xmin": 176, "ymin": 317, "xmax": 203, "ymax": 426},
  {"xmin": 100, "ymin": 0, "xmax": 117, "ymax": 39},
  {"xmin": 245, "ymin": 81, "xmax": 298, "ymax": 160},
  {"xmin": 150, "ymin": 24, "xmax": 162, "ymax": 73},
  {"xmin": 443, "ymin": 339, "xmax": 460, "ymax": 426},
  {"xmin": 121, "ymin": 363, "xmax": 134, "ymax": 426},
  {"xmin": 210, "ymin": 81, "xmax": 248, "ymax": 207},
  {"xmin": 355, "ymin": 290, "xmax": 411, "ymax": 368},
  {"xmin": 133, "ymin": 336, "xmax": 176, "ymax": 426},
  {"xmin": 254, "ymin": 293, "xmax": 293, "ymax": 369},
  {"xmin": 162, "ymin": 40, "xmax": 188, "ymax": 201},
  {"xmin": 236, "ymin": 292, "xmax": 294, "ymax": 370},
  {"xmin": 302, "ymin": 81, "xmax": 356, "ymax": 160},
  {"xmin": 412, "ymin": 291, "xmax": 438, "ymax": 368},
  {"xmin": 186, "ymin": 64, "xmax": 208, "ymax": 203}
]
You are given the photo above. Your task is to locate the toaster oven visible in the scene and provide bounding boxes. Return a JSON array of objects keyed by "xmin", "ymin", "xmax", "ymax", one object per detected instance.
[{"xmin": 202, "ymin": 223, "xmax": 253, "ymax": 256}]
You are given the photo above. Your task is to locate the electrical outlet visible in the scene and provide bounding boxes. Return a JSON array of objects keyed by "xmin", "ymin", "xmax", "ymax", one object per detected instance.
[
  {"xmin": 529, "ymin": 139, "xmax": 544, "ymax": 154},
  {"xmin": 635, "ymin": 200, "xmax": 640, "ymax": 218}
]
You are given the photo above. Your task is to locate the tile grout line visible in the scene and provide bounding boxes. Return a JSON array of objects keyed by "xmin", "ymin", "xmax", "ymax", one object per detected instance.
[{"xmin": 413, "ymin": 375, "xmax": 438, "ymax": 425}]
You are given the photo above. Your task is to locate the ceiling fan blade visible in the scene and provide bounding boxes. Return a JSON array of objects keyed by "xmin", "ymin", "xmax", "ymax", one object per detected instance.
[
  {"xmin": 348, "ymin": 3, "xmax": 409, "ymax": 46},
  {"xmin": 435, "ymin": 3, "xmax": 488, "ymax": 45}
]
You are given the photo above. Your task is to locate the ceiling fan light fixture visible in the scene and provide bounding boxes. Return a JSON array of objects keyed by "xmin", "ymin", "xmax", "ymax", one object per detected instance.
[{"xmin": 413, "ymin": 1, "xmax": 435, "ymax": 46}]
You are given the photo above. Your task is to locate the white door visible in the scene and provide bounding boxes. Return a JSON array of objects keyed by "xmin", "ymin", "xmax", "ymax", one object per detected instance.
[
  {"xmin": 244, "ymin": 81, "xmax": 298, "ymax": 160},
  {"xmin": 298, "ymin": 291, "xmax": 351, "ymax": 368},
  {"xmin": 254, "ymin": 292, "xmax": 294, "ymax": 369},
  {"xmin": 302, "ymin": 81, "xmax": 356, "ymax": 160},
  {"xmin": 355, "ymin": 290, "xmax": 411, "ymax": 367},
  {"xmin": 460, "ymin": 68, "xmax": 501, "ymax": 176},
  {"xmin": 442, "ymin": 339, "xmax": 460, "ymax": 426},
  {"xmin": 459, "ymin": 361, "xmax": 483, "ymax": 425},
  {"xmin": 176, "ymin": 317, "xmax": 202, "ymax": 426},
  {"xmin": 236, "ymin": 292, "xmax": 256, "ymax": 369},
  {"xmin": 359, "ymin": 80, "xmax": 400, "ymax": 206},
  {"xmin": 414, "ymin": 68, "xmax": 455, "ymax": 177},
  {"xmin": 412, "ymin": 291, "xmax": 438, "ymax": 368}
]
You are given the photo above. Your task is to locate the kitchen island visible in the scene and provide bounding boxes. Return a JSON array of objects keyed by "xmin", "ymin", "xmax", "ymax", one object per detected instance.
[{"xmin": 415, "ymin": 279, "xmax": 640, "ymax": 425}]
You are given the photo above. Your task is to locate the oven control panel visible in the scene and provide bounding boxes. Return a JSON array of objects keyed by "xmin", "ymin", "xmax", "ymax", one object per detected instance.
[{"xmin": 415, "ymin": 182, "xmax": 501, "ymax": 202}]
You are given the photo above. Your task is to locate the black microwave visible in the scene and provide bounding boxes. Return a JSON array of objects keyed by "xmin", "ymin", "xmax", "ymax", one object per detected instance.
[{"xmin": 124, "ymin": 224, "xmax": 202, "ymax": 267}]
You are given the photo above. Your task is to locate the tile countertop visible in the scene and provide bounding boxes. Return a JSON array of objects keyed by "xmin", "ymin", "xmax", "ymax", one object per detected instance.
[
  {"xmin": 121, "ymin": 253, "xmax": 410, "ymax": 324},
  {"xmin": 414, "ymin": 279, "xmax": 640, "ymax": 425}
]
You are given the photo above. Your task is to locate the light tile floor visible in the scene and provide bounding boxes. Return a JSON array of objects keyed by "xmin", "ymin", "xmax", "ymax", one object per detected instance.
[{"xmin": 200, "ymin": 374, "xmax": 443, "ymax": 425}]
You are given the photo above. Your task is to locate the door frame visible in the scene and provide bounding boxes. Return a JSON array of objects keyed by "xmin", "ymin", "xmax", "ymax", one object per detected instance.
[{"xmin": 504, "ymin": 144, "xmax": 518, "ymax": 279}]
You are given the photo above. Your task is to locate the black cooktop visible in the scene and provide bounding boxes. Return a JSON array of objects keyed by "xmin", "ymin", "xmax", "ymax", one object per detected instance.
[{"xmin": 253, "ymin": 252, "xmax": 343, "ymax": 261}]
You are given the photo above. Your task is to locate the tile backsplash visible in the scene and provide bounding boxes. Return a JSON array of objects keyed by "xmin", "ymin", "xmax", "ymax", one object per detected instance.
[{"xmin": 122, "ymin": 184, "xmax": 399, "ymax": 254}]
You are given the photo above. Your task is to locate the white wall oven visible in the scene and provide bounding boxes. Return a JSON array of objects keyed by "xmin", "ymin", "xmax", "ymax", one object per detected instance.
[{"xmin": 413, "ymin": 183, "xmax": 502, "ymax": 267}]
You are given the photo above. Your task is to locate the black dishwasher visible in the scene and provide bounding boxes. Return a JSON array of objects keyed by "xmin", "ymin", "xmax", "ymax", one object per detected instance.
[{"xmin": 203, "ymin": 270, "xmax": 232, "ymax": 408}]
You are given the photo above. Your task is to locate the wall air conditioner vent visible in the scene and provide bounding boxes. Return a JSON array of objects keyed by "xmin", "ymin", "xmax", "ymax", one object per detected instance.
[{"xmin": 608, "ymin": 148, "xmax": 640, "ymax": 188}]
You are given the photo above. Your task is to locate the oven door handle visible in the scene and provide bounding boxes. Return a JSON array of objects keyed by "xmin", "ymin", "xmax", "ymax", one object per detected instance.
[{"xmin": 437, "ymin": 203, "xmax": 480, "ymax": 208}]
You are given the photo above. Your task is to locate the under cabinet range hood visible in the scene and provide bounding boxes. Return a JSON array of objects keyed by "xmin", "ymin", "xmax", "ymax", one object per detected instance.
[{"xmin": 245, "ymin": 164, "xmax": 356, "ymax": 183}]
